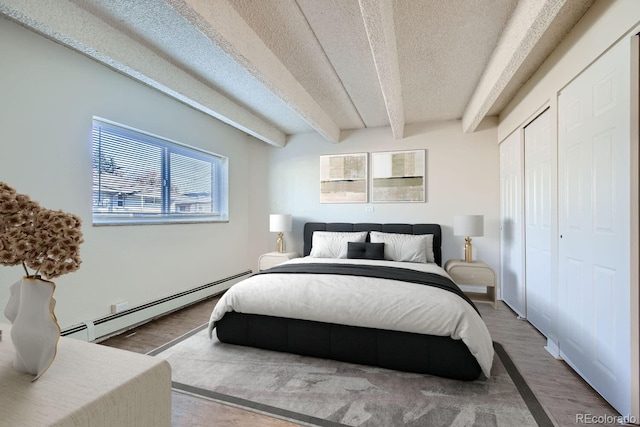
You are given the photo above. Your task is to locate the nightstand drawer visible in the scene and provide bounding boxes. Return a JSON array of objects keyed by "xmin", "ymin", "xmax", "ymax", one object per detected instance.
[{"xmin": 447, "ymin": 265, "xmax": 495, "ymax": 287}]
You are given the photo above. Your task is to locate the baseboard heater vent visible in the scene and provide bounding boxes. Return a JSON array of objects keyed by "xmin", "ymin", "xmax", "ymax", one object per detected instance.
[{"xmin": 61, "ymin": 270, "xmax": 252, "ymax": 342}]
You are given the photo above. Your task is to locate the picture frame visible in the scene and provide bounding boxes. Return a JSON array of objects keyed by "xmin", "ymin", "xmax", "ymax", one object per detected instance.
[
  {"xmin": 371, "ymin": 149, "xmax": 426, "ymax": 202},
  {"xmin": 319, "ymin": 152, "xmax": 368, "ymax": 203}
]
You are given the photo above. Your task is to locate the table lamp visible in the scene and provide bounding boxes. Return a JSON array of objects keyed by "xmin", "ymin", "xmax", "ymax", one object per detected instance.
[
  {"xmin": 269, "ymin": 214, "xmax": 292, "ymax": 253},
  {"xmin": 453, "ymin": 215, "xmax": 484, "ymax": 262}
]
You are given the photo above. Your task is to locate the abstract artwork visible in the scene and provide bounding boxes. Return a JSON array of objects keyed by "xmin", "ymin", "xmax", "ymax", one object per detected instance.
[
  {"xmin": 371, "ymin": 150, "xmax": 425, "ymax": 202},
  {"xmin": 319, "ymin": 153, "xmax": 368, "ymax": 203}
]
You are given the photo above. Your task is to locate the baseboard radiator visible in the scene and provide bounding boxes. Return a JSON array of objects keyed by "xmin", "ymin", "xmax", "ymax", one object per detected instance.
[{"xmin": 60, "ymin": 270, "xmax": 252, "ymax": 342}]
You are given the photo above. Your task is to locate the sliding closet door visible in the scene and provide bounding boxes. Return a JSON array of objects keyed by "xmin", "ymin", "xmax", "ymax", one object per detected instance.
[
  {"xmin": 524, "ymin": 109, "xmax": 554, "ymax": 339},
  {"xmin": 500, "ymin": 131, "xmax": 525, "ymax": 317},
  {"xmin": 558, "ymin": 37, "xmax": 631, "ymax": 415}
]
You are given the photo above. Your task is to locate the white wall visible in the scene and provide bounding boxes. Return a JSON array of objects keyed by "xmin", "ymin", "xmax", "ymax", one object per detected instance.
[
  {"xmin": 499, "ymin": 0, "xmax": 640, "ymax": 139},
  {"xmin": 0, "ymin": 18, "xmax": 264, "ymax": 329},
  {"xmin": 246, "ymin": 136, "xmax": 273, "ymax": 271},
  {"xmin": 266, "ymin": 119, "xmax": 500, "ymax": 272}
]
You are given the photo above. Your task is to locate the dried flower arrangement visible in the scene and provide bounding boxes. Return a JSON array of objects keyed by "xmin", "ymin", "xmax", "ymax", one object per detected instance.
[{"xmin": 0, "ymin": 182, "xmax": 83, "ymax": 279}]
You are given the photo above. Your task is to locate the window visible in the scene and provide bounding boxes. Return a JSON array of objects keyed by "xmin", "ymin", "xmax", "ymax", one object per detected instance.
[{"xmin": 92, "ymin": 118, "xmax": 228, "ymax": 225}]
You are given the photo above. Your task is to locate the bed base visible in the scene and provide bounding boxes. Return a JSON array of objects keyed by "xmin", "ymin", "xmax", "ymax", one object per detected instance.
[{"xmin": 216, "ymin": 311, "xmax": 482, "ymax": 381}]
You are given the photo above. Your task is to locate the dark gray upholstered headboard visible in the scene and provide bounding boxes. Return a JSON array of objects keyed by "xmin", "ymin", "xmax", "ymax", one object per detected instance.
[{"xmin": 303, "ymin": 222, "xmax": 443, "ymax": 266}]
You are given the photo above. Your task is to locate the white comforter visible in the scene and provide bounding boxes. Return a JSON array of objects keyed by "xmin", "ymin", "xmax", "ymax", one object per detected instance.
[{"xmin": 208, "ymin": 257, "xmax": 494, "ymax": 377}]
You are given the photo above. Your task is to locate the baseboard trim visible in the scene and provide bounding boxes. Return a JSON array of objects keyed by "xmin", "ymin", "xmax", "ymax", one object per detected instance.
[
  {"xmin": 61, "ymin": 270, "xmax": 252, "ymax": 342},
  {"xmin": 544, "ymin": 338, "xmax": 561, "ymax": 359}
]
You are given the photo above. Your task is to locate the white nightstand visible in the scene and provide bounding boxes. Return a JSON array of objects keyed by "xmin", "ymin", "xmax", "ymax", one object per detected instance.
[
  {"xmin": 444, "ymin": 259, "xmax": 497, "ymax": 308},
  {"xmin": 259, "ymin": 252, "xmax": 299, "ymax": 271}
]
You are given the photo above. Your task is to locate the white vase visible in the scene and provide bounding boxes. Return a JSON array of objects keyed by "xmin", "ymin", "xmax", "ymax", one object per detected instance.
[
  {"xmin": 4, "ymin": 277, "xmax": 61, "ymax": 381},
  {"xmin": 4, "ymin": 278, "xmax": 22, "ymax": 323}
]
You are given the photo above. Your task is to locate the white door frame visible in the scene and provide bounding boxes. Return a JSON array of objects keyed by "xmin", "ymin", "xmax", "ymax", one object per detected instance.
[{"xmin": 629, "ymin": 32, "xmax": 639, "ymax": 422}]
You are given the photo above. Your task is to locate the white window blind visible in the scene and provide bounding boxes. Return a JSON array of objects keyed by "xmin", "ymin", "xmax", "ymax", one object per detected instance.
[{"xmin": 92, "ymin": 118, "xmax": 228, "ymax": 225}]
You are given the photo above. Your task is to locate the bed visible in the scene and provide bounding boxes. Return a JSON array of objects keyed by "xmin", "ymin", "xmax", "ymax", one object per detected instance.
[{"xmin": 208, "ymin": 222, "xmax": 494, "ymax": 381}]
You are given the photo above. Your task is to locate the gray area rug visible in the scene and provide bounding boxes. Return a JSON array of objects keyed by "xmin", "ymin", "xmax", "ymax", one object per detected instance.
[{"xmin": 151, "ymin": 325, "xmax": 554, "ymax": 427}]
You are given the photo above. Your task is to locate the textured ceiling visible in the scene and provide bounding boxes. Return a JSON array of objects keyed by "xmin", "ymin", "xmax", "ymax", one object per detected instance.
[{"xmin": 0, "ymin": 0, "xmax": 594, "ymax": 146}]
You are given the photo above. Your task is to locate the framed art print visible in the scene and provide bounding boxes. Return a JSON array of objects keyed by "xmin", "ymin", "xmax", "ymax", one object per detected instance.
[
  {"xmin": 319, "ymin": 152, "xmax": 368, "ymax": 203},
  {"xmin": 371, "ymin": 149, "xmax": 425, "ymax": 202}
]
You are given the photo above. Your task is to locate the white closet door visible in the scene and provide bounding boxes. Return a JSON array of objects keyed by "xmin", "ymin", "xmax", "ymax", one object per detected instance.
[
  {"xmin": 558, "ymin": 38, "xmax": 631, "ymax": 415},
  {"xmin": 524, "ymin": 109, "xmax": 554, "ymax": 339},
  {"xmin": 500, "ymin": 131, "xmax": 525, "ymax": 317}
]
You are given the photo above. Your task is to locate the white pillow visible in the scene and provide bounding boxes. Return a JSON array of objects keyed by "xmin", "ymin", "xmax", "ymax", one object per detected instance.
[
  {"xmin": 310, "ymin": 231, "xmax": 368, "ymax": 259},
  {"xmin": 369, "ymin": 231, "xmax": 435, "ymax": 263}
]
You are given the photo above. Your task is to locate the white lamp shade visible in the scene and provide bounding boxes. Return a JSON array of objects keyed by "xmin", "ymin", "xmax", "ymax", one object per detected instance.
[
  {"xmin": 453, "ymin": 215, "xmax": 484, "ymax": 237},
  {"xmin": 269, "ymin": 214, "xmax": 292, "ymax": 233}
]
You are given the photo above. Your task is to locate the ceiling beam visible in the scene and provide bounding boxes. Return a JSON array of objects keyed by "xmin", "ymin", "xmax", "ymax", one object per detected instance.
[
  {"xmin": 166, "ymin": 0, "xmax": 342, "ymax": 143},
  {"xmin": 358, "ymin": 0, "xmax": 405, "ymax": 140},
  {"xmin": 462, "ymin": 0, "xmax": 568, "ymax": 133},
  {"xmin": 0, "ymin": 0, "xmax": 287, "ymax": 147}
]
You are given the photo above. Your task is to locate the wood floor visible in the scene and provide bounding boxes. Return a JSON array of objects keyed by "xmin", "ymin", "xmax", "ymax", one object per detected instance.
[{"xmin": 100, "ymin": 297, "xmax": 625, "ymax": 427}]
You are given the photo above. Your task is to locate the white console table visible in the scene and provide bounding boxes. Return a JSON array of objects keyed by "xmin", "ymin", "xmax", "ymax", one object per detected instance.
[{"xmin": 0, "ymin": 324, "xmax": 171, "ymax": 427}]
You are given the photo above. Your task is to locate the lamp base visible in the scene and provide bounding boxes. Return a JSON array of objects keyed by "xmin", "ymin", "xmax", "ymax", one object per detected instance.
[
  {"xmin": 276, "ymin": 233, "xmax": 284, "ymax": 253},
  {"xmin": 464, "ymin": 237, "xmax": 473, "ymax": 262}
]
